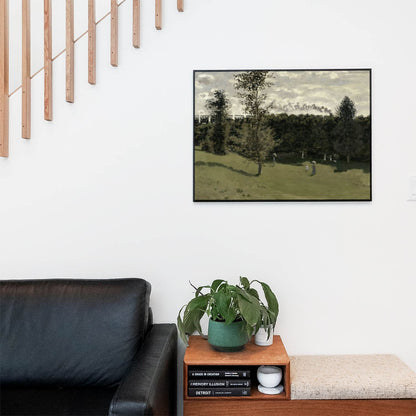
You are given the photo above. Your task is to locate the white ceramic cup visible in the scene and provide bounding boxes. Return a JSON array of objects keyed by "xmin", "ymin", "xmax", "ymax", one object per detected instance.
[
  {"xmin": 254, "ymin": 326, "xmax": 274, "ymax": 346},
  {"xmin": 257, "ymin": 365, "xmax": 282, "ymax": 388}
]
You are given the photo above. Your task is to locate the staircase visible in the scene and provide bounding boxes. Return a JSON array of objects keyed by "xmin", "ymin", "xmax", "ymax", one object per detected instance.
[{"xmin": 0, "ymin": 0, "xmax": 184, "ymax": 157}]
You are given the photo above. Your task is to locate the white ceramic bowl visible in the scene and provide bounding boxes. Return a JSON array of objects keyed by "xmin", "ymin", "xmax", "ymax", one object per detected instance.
[{"xmin": 257, "ymin": 365, "xmax": 282, "ymax": 388}]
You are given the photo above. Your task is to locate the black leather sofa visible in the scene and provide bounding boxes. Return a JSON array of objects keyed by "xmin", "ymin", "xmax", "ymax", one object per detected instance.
[{"xmin": 0, "ymin": 278, "xmax": 177, "ymax": 416}]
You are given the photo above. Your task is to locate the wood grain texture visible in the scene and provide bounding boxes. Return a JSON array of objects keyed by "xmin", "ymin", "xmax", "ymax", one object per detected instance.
[
  {"xmin": 0, "ymin": 0, "xmax": 8, "ymax": 156},
  {"xmin": 184, "ymin": 336, "xmax": 290, "ymax": 366},
  {"xmin": 22, "ymin": 0, "xmax": 30, "ymax": 138},
  {"xmin": 155, "ymin": 0, "xmax": 161, "ymax": 30},
  {"xmin": 110, "ymin": 0, "xmax": 118, "ymax": 66},
  {"xmin": 44, "ymin": 0, "xmax": 52, "ymax": 120},
  {"xmin": 132, "ymin": 0, "xmax": 140, "ymax": 48},
  {"xmin": 66, "ymin": 0, "xmax": 74, "ymax": 102},
  {"xmin": 184, "ymin": 399, "xmax": 416, "ymax": 416},
  {"xmin": 177, "ymin": 0, "xmax": 183, "ymax": 12},
  {"xmin": 88, "ymin": 0, "xmax": 96, "ymax": 84}
]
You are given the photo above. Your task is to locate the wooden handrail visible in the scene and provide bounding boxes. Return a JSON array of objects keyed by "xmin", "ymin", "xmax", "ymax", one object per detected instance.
[
  {"xmin": 178, "ymin": 0, "xmax": 184, "ymax": 12},
  {"xmin": 22, "ymin": 0, "xmax": 30, "ymax": 138},
  {"xmin": 88, "ymin": 0, "xmax": 96, "ymax": 84},
  {"xmin": 66, "ymin": 0, "xmax": 74, "ymax": 103},
  {"xmin": 44, "ymin": 0, "xmax": 52, "ymax": 121},
  {"xmin": 111, "ymin": 0, "xmax": 118, "ymax": 66},
  {"xmin": 155, "ymin": 0, "xmax": 162, "ymax": 30},
  {"xmin": 133, "ymin": 0, "xmax": 140, "ymax": 48},
  {"xmin": 0, "ymin": 0, "xmax": 8, "ymax": 157}
]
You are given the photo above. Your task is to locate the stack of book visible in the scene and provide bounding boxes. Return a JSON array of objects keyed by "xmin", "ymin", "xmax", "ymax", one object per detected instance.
[{"xmin": 188, "ymin": 368, "xmax": 251, "ymax": 397}]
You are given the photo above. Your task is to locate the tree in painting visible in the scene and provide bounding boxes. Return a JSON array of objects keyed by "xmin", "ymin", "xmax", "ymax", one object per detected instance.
[
  {"xmin": 206, "ymin": 90, "xmax": 230, "ymax": 155},
  {"xmin": 234, "ymin": 71, "xmax": 274, "ymax": 176},
  {"xmin": 334, "ymin": 96, "xmax": 362, "ymax": 163}
]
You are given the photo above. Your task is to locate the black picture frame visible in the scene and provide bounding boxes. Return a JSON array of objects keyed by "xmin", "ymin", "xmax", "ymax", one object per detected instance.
[{"xmin": 193, "ymin": 68, "xmax": 372, "ymax": 202}]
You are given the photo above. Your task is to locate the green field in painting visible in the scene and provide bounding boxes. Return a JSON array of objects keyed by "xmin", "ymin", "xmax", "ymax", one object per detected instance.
[{"xmin": 194, "ymin": 148, "xmax": 371, "ymax": 201}]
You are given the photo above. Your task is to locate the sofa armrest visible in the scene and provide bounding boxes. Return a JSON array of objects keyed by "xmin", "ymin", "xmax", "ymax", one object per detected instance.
[{"xmin": 109, "ymin": 324, "xmax": 177, "ymax": 416}]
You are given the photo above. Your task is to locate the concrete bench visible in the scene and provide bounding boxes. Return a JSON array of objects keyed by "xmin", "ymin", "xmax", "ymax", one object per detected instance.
[{"xmin": 288, "ymin": 354, "xmax": 416, "ymax": 416}]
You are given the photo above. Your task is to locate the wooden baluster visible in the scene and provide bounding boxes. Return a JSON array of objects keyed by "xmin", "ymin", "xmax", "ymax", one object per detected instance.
[
  {"xmin": 177, "ymin": 0, "xmax": 183, "ymax": 12},
  {"xmin": 155, "ymin": 0, "xmax": 161, "ymax": 30},
  {"xmin": 0, "ymin": 0, "xmax": 8, "ymax": 156},
  {"xmin": 133, "ymin": 0, "xmax": 140, "ymax": 48},
  {"xmin": 44, "ymin": 0, "xmax": 52, "ymax": 120},
  {"xmin": 22, "ymin": 0, "xmax": 30, "ymax": 139},
  {"xmin": 88, "ymin": 0, "xmax": 96, "ymax": 84},
  {"xmin": 66, "ymin": 0, "xmax": 74, "ymax": 102},
  {"xmin": 111, "ymin": 0, "xmax": 118, "ymax": 66}
]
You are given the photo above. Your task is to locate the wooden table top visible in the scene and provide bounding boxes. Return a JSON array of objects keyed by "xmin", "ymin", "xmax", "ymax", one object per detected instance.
[{"xmin": 184, "ymin": 335, "xmax": 290, "ymax": 366}]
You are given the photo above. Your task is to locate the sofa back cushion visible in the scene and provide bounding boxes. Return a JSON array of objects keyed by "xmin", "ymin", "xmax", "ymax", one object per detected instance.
[{"xmin": 0, "ymin": 279, "xmax": 151, "ymax": 387}]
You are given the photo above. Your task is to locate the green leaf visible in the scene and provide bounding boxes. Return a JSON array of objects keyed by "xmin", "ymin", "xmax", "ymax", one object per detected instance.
[
  {"xmin": 212, "ymin": 291, "xmax": 229, "ymax": 320},
  {"xmin": 194, "ymin": 285, "xmax": 210, "ymax": 297},
  {"xmin": 240, "ymin": 276, "xmax": 250, "ymax": 290},
  {"xmin": 177, "ymin": 305, "xmax": 188, "ymax": 345},
  {"xmin": 211, "ymin": 279, "xmax": 227, "ymax": 293},
  {"xmin": 252, "ymin": 280, "xmax": 279, "ymax": 323},
  {"xmin": 211, "ymin": 290, "xmax": 237, "ymax": 325},
  {"xmin": 261, "ymin": 307, "xmax": 271, "ymax": 327},
  {"xmin": 224, "ymin": 308, "xmax": 237, "ymax": 325},
  {"xmin": 183, "ymin": 295, "xmax": 209, "ymax": 334},
  {"xmin": 234, "ymin": 286, "xmax": 252, "ymax": 303},
  {"xmin": 247, "ymin": 288, "xmax": 259, "ymax": 300},
  {"xmin": 187, "ymin": 294, "xmax": 210, "ymax": 312},
  {"xmin": 210, "ymin": 305, "xmax": 220, "ymax": 321},
  {"xmin": 235, "ymin": 286, "xmax": 258, "ymax": 304},
  {"xmin": 236, "ymin": 291, "xmax": 260, "ymax": 326},
  {"xmin": 183, "ymin": 309, "xmax": 202, "ymax": 334},
  {"xmin": 254, "ymin": 314, "xmax": 262, "ymax": 335},
  {"xmin": 243, "ymin": 321, "xmax": 254, "ymax": 341}
]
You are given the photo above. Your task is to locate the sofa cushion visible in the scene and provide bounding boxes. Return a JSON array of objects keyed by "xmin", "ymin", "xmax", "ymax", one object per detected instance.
[
  {"xmin": 290, "ymin": 354, "xmax": 416, "ymax": 400},
  {"xmin": 0, "ymin": 279, "xmax": 151, "ymax": 387},
  {"xmin": 0, "ymin": 386, "xmax": 116, "ymax": 416}
]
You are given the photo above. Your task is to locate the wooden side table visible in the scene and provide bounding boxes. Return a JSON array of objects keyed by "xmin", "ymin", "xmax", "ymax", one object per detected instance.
[{"xmin": 183, "ymin": 335, "xmax": 290, "ymax": 416}]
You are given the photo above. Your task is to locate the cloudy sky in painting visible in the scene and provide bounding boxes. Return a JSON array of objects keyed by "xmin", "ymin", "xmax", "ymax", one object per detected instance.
[{"xmin": 195, "ymin": 70, "xmax": 370, "ymax": 117}]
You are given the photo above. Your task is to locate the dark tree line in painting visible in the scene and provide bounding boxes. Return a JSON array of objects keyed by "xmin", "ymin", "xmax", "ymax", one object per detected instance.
[
  {"xmin": 196, "ymin": 100, "xmax": 370, "ymax": 166},
  {"xmin": 265, "ymin": 100, "xmax": 371, "ymax": 163}
]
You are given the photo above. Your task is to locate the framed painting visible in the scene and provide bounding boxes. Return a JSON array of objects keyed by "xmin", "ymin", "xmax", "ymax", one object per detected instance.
[{"xmin": 193, "ymin": 69, "xmax": 372, "ymax": 201}]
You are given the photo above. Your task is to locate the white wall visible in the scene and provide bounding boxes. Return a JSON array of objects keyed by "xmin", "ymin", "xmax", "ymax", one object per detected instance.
[{"xmin": 1, "ymin": 0, "xmax": 415, "ymax": 386}]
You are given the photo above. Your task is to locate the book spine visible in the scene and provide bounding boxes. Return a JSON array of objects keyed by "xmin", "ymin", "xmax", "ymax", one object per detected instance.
[
  {"xmin": 188, "ymin": 387, "xmax": 251, "ymax": 397},
  {"xmin": 188, "ymin": 370, "xmax": 250, "ymax": 378},
  {"xmin": 188, "ymin": 379, "xmax": 251, "ymax": 388}
]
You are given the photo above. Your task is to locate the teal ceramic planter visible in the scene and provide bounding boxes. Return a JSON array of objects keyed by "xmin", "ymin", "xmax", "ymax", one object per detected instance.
[{"xmin": 208, "ymin": 319, "xmax": 249, "ymax": 352}]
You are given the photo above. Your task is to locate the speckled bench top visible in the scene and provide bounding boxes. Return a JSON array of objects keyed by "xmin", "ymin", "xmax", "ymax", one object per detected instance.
[{"xmin": 290, "ymin": 354, "xmax": 416, "ymax": 400}]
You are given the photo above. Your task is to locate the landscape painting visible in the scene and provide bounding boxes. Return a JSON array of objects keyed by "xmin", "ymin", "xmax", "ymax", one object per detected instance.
[{"xmin": 193, "ymin": 69, "xmax": 371, "ymax": 201}]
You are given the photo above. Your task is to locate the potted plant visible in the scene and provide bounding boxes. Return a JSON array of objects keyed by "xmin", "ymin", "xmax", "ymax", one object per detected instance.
[{"xmin": 177, "ymin": 277, "xmax": 278, "ymax": 351}]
